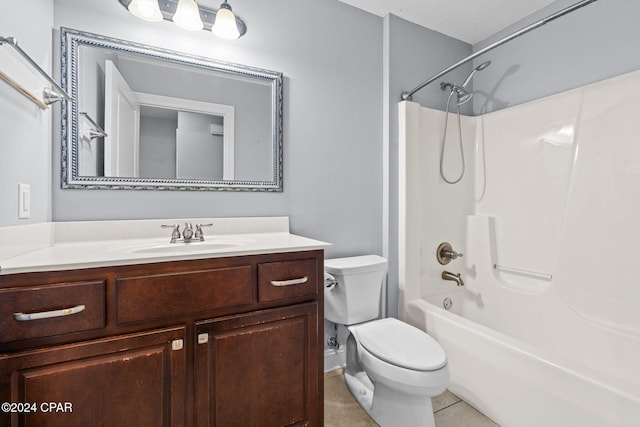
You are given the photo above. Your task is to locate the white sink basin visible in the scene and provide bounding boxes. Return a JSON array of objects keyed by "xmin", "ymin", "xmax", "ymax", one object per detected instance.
[
  {"xmin": 111, "ymin": 238, "xmax": 254, "ymax": 255},
  {"xmin": 132, "ymin": 241, "xmax": 241, "ymax": 254}
]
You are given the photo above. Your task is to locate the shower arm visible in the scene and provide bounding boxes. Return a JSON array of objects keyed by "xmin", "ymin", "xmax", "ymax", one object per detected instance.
[{"xmin": 400, "ymin": 0, "xmax": 599, "ymax": 101}]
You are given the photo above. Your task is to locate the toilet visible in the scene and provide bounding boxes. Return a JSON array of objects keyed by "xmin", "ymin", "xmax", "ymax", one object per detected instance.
[{"xmin": 324, "ymin": 255, "xmax": 449, "ymax": 427}]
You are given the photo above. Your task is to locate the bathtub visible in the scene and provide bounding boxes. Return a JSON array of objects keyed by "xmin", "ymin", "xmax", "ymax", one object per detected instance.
[{"xmin": 405, "ymin": 296, "xmax": 640, "ymax": 427}]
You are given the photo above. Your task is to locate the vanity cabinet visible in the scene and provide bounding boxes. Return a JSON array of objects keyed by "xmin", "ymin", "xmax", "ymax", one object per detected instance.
[
  {"xmin": 0, "ymin": 327, "xmax": 186, "ymax": 427},
  {"xmin": 0, "ymin": 250, "xmax": 324, "ymax": 427},
  {"xmin": 195, "ymin": 304, "xmax": 318, "ymax": 427}
]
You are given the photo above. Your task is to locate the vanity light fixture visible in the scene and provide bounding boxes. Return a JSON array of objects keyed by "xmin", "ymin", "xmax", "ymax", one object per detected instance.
[
  {"xmin": 118, "ymin": 0, "xmax": 247, "ymax": 39},
  {"xmin": 172, "ymin": 0, "xmax": 203, "ymax": 31},
  {"xmin": 211, "ymin": 1, "xmax": 241, "ymax": 40},
  {"xmin": 127, "ymin": 0, "xmax": 163, "ymax": 22}
]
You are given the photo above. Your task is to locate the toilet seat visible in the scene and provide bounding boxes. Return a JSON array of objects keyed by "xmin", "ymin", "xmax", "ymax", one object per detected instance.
[
  {"xmin": 354, "ymin": 318, "xmax": 447, "ymax": 371},
  {"xmin": 349, "ymin": 319, "xmax": 449, "ymax": 395}
]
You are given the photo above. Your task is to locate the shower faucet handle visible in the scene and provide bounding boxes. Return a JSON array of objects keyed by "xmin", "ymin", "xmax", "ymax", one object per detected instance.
[
  {"xmin": 437, "ymin": 242, "xmax": 463, "ymax": 265},
  {"xmin": 444, "ymin": 249, "xmax": 463, "ymax": 260}
]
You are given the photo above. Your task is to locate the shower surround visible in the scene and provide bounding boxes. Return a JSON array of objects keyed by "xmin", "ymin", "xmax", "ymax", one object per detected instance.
[{"xmin": 398, "ymin": 69, "xmax": 640, "ymax": 426}]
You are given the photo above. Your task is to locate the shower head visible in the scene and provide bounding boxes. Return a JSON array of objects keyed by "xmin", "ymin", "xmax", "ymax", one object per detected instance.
[
  {"xmin": 440, "ymin": 82, "xmax": 473, "ymax": 105},
  {"xmin": 440, "ymin": 60, "xmax": 491, "ymax": 106},
  {"xmin": 461, "ymin": 60, "xmax": 492, "ymax": 89},
  {"xmin": 456, "ymin": 89, "xmax": 473, "ymax": 105}
]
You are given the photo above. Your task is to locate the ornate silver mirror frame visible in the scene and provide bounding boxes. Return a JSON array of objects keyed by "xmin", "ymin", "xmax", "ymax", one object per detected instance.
[{"xmin": 60, "ymin": 28, "xmax": 283, "ymax": 191}]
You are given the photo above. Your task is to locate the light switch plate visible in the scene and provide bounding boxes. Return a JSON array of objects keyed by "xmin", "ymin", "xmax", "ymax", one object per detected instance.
[{"xmin": 18, "ymin": 183, "xmax": 30, "ymax": 219}]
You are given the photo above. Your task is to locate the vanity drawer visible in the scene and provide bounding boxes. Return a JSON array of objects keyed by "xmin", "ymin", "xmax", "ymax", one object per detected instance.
[
  {"xmin": 116, "ymin": 266, "xmax": 254, "ymax": 324},
  {"xmin": 0, "ymin": 280, "xmax": 106, "ymax": 344},
  {"xmin": 258, "ymin": 259, "xmax": 318, "ymax": 303}
]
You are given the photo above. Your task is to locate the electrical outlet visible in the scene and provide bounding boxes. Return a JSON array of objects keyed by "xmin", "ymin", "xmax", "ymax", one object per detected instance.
[{"xmin": 18, "ymin": 183, "xmax": 30, "ymax": 219}]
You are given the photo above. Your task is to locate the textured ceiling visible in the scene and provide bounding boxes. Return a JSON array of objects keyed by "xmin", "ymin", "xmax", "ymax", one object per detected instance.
[{"xmin": 337, "ymin": 0, "xmax": 558, "ymax": 44}]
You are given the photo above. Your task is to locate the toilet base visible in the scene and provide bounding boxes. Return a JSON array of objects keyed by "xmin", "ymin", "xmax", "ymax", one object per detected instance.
[
  {"xmin": 344, "ymin": 370, "xmax": 436, "ymax": 427},
  {"xmin": 344, "ymin": 333, "xmax": 437, "ymax": 427},
  {"xmin": 344, "ymin": 370, "xmax": 374, "ymax": 412}
]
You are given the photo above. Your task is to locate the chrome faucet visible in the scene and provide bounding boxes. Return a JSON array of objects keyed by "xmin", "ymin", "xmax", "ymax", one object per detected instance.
[
  {"xmin": 183, "ymin": 222, "xmax": 194, "ymax": 240},
  {"xmin": 161, "ymin": 222, "xmax": 213, "ymax": 243},
  {"xmin": 442, "ymin": 271, "xmax": 464, "ymax": 287}
]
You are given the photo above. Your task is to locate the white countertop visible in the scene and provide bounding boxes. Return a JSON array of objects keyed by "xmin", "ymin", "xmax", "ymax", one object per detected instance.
[{"xmin": 0, "ymin": 217, "xmax": 330, "ymax": 275}]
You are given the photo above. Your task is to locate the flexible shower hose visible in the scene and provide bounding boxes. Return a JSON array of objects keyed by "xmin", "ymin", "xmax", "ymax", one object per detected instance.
[{"xmin": 440, "ymin": 90, "xmax": 466, "ymax": 184}]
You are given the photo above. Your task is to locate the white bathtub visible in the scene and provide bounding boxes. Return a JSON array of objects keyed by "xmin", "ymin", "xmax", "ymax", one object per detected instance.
[{"xmin": 405, "ymin": 297, "xmax": 640, "ymax": 427}]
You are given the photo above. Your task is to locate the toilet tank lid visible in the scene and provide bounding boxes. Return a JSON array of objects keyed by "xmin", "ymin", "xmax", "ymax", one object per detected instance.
[
  {"xmin": 325, "ymin": 255, "xmax": 388, "ymax": 275},
  {"xmin": 352, "ymin": 318, "xmax": 447, "ymax": 371}
]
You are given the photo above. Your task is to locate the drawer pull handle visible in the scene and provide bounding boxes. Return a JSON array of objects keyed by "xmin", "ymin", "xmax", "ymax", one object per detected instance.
[
  {"xmin": 270, "ymin": 276, "xmax": 308, "ymax": 287},
  {"xmin": 13, "ymin": 304, "xmax": 86, "ymax": 321}
]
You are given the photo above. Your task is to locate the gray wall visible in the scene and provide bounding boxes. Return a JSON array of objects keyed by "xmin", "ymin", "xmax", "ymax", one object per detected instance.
[
  {"xmin": 77, "ymin": 47, "xmax": 113, "ymax": 176},
  {"xmin": 139, "ymin": 116, "xmax": 177, "ymax": 179},
  {"xmin": 116, "ymin": 56, "xmax": 273, "ymax": 181},
  {"xmin": 176, "ymin": 111, "xmax": 223, "ymax": 180},
  {"xmin": 384, "ymin": 14, "xmax": 472, "ymax": 317},
  {"xmin": 472, "ymin": 0, "xmax": 640, "ymax": 114},
  {"xmin": 0, "ymin": 0, "xmax": 53, "ymax": 226},
  {"xmin": 50, "ymin": 0, "xmax": 383, "ymax": 257}
]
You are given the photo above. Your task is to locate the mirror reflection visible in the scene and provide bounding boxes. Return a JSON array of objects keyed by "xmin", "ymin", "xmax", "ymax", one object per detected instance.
[{"xmin": 61, "ymin": 28, "xmax": 283, "ymax": 191}]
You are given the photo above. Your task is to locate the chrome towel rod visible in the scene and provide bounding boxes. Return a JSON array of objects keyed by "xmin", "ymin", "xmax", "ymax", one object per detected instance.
[
  {"xmin": 79, "ymin": 112, "xmax": 108, "ymax": 141},
  {"xmin": 494, "ymin": 264, "xmax": 552, "ymax": 282},
  {"xmin": 0, "ymin": 35, "xmax": 72, "ymax": 105},
  {"xmin": 401, "ymin": 0, "xmax": 600, "ymax": 101}
]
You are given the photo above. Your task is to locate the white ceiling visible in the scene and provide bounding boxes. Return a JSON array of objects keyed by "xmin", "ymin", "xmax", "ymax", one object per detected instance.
[{"xmin": 337, "ymin": 0, "xmax": 558, "ymax": 44}]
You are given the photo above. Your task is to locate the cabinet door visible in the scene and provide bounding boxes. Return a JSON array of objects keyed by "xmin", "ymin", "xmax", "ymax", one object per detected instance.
[
  {"xmin": 0, "ymin": 327, "xmax": 186, "ymax": 427},
  {"xmin": 195, "ymin": 304, "xmax": 319, "ymax": 427}
]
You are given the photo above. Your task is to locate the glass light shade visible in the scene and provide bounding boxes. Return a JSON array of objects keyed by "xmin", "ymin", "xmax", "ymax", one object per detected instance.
[
  {"xmin": 211, "ymin": 5, "xmax": 240, "ymax": 40},
  {"xmin": 128, "ymin": 0, "xmax": 163, "ymax": 22},
  {"xmin": 173, "ymin": 0, "xmax": 203, "ymax": 31}
]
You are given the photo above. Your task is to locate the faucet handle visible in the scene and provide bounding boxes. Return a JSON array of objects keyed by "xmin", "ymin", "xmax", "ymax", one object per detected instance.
[
  {"xmin": 194, "ymin": 223, "xmax": 213, "ymax": 240},
  {"xmin": 437, "ymin": 242, "xmax": 463, "ymax": 265},
  {"xmin": 161, "ymin": 224, "xmax": 181, "ymax": 242},
  {"xmin": 444, "ymin": 249, "xmax": 463, "ymax": 260}
]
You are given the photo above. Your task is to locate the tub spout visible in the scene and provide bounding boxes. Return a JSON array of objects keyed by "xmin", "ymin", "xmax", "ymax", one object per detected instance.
[{"xmin": 442, "ymin": 271, "xmax": 464, "ymax": 287}]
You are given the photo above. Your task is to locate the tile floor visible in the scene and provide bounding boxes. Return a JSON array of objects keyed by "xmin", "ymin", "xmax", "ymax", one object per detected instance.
[{"xmin": 324, "ymin": 370, "xmax": 500, "ymax": 427}]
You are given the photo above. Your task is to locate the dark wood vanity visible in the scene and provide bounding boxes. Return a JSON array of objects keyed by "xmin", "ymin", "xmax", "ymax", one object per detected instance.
[{"xmin": 0, "ymin": 249, "xmax": 324, "ymax": 427}]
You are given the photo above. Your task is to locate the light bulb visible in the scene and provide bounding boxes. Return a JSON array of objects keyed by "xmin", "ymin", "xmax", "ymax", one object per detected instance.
[
  {"xmin": 211, "ymin": 3, "xmax": 240, "ymax": 40},
  {"xmin": 128, "ymin": 0, "xmax": 162, "ymax": 22},
  {"xmin": 173, "ymin": 0, "xmax": 203, "ymax": 31}
]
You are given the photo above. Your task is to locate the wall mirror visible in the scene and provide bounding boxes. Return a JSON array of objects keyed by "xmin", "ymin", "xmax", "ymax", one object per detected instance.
[{"xmin": 60, "ymin": 28, "xmax": 283, "ymax": 191}]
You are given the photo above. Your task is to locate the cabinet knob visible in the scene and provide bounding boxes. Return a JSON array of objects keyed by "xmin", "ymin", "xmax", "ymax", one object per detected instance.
[{"xmin": 197, "ymin": 333, "xmax": 209, "ymax": 344}]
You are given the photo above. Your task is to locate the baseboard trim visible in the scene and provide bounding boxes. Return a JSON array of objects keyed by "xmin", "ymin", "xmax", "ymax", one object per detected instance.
[{"xmin": 324, "ymin": 348, "xmax": 346, "ymax": 373}]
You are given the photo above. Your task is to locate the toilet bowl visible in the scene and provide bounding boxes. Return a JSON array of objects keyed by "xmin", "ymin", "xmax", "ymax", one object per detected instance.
[{"xmin": 324, "ymin": 256, "xmax": 449, "ymax": 427}]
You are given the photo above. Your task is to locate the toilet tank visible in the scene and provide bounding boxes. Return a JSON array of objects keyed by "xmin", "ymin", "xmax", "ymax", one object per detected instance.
[{"xmin": 324, "ymin": 255, "xmax": 388, "ymax": 325}]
